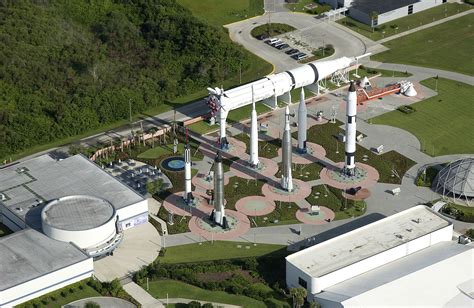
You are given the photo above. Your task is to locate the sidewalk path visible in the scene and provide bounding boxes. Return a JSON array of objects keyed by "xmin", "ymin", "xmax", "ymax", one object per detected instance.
[
  {"xmin": 366, "ymin": 61, "xmax": 474, "ymax": 85},
  {"xmin": 122, "ymin": 282, "xmax": 164, "ymax": 308}
]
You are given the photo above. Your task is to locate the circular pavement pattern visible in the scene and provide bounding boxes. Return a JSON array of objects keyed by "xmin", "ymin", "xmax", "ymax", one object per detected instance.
[
  {"xmin": 188, "ymin": 209, "xmax": 250, "ymax": 240},
  {"xmin": 342, "ymin": 188, "xmax": 372, "ymax": 201},
  {"xmin": 296, "ymin": 206, "xmax": 335, "ymax": 225},
  {"xmin": 229, "ymin": 157, "xmax": 279, "ymax": 179},
  {"xmin": 198, "ymin": 137, "xmax": 247, "ymax": 159},
  {"xmin": 277, "ymin": 141, "xmax": 326, "ymax": 165},
  {"xmin": 235, "ymin": 196, "xmax": 276, "ymax": 216},
  {"xmin": 162, "ymin": 191, "xmax": 213, "ymax": 217},
  {"xmin": 320, "ymin": 162, "xmax": 379, "ymax": 190},
  {"xmin": 192, "ymin": 172, "xmax": 230, "ymax": 190},
  {"xmin": 261, "ymin": 179, "xmax": 312, "ymax": 202}
]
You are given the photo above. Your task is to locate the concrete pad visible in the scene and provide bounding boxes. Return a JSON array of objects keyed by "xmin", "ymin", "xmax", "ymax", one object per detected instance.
[{"xmin": 94, "ymin": 223, "xmax": 160, "ymax": 281}]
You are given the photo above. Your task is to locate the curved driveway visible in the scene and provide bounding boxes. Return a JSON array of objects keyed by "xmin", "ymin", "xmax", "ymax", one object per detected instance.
[{"xmin": 226, "ymin": 12, "xmax": 367, "ymax": 72}]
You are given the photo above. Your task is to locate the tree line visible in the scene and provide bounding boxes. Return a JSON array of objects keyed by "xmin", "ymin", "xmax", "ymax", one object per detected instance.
[{"xmin": 0, "ymin": 0, "xmax": 249, "ymax": 159}]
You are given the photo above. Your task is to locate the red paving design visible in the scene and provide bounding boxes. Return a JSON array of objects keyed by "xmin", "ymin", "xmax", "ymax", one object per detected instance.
[
  {"xmin": 229, "ymin": 157, "xmax": 278, "ymax": 180},
  {"xmin": 188, "ymin": 209, "xmax": 250, "ymax": 240},
  {"xmin": 198, "ymin": 137, "xmax": 247, "ymax": 159},
  {"xmin": 342, "ymin": 188, "xmax": 371, "ymax": 201},
  {"xmin": 296, "ymin": 206, "xmax": 335, "ymax": 225},
  {"xmin": 235, "ymin": 196, "xmax": 276, "ymax": 216},
  {"xmin": 162, "ymin": 191, "xmax": 213, "ymax": 217},
  {"xmin": 320, "ymin": 162, "xmax": 379, "ymax": 190},
  {"xmin": 277, "ymin": 141, "xmax": 327, "ymax": 165},
  {"xmin": 192, "ymin": 172, "xmax": 230, "ymax": 190},
  {"xmin": 261, "ymin": 179, "xmax": 312, "ymax": 202}
]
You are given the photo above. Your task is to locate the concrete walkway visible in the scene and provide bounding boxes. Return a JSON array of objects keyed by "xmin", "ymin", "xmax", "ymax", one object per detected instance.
[
  {"xmin": 376, "ymin": 9, "xmax": 473, "ymax": 44},
  {"xmin": 123, "ymin": 282, "xmax": 164, "ymax": 308},
  {"xmin": 64, "ymin": 296, "xmax": 136, "ymax": 308},
  {"xmin": 158, "ymin": 298, "xmax": 240, "ymax": 307},
  {"xmin": 366, "ymin": 61, "xmax": 474, "ymax": 85}
]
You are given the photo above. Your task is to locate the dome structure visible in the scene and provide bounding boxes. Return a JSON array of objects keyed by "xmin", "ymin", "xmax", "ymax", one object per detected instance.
[
  {"xmin": 435, "ymin": 158, "xmax": 474, "ymax": 206},
  {"xmin": 41, "ymin": 195, "xmax": 121, "ymax": 256}
]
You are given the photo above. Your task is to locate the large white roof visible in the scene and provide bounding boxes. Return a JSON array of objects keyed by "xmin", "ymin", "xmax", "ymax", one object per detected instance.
[
  {"xmin": 286, "ymin": 206, "xmax": 450, "ymax": 278},
  {"xmin": 317, "ymin": 241, "xmax": 474, "ymax": 307}
]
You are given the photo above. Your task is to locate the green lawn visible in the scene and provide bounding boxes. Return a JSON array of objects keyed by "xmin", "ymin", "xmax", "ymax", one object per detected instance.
[
  {"xmin": 371, "ymin": 78, "xmax": 474, "ymax": 156},
  {"xmin": 233, "ymin": 133, "xmax": 280, "ymax": 159},
  {"xmin": 251, "ymin": 23, "xmax": 296, "ymax": 38},
  {"xmin": 306, "ymin": 185, "xmax": 366, "ymax": 220},
  {"xmin": 337, "ymin": 3, "xmax": 470, "ymax": 41},
  {"xmin": 177, "ymin": 0, "xmax": 264, "ymax": 27},
  {"xmin": 17, "ymin": 280, "xmax": 101, "ymax": 308},
  {"xmin": 286, "ymin": 0, "xmax": 331, "ymax": 14},
  {"xmin": 276, "ymin": 162, "xmax": 324, "ymax": 181},
  {"xmin": 225, "ymin": 177, "xmax": 267, "ymax": 210},
  {"xmin": 372, "ymin": 13, "xmax": 474, "ymax": 76},
  {"xmin": 160, "ymin": 241, "xmax": 286, "ymax": 263},
  {"xmin": 137, "ymin": 140, "xmax": 201, "ymax": 160},
  {"xmin": 146, "ymin": 280, "xmax": 266, "ymax": 307},
  {"xmin": 258, "ymin": 202, "xmax": 300, "ymax": 226},
  {"xmin": 301, "ymin": 121, "xmax": 416, "ymax": 183},
  {"xmin": 0, "ymin": 223, "xmax": 12, "ymax": 237}
]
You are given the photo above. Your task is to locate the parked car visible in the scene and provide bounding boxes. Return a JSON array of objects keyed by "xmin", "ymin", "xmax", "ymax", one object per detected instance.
[
  {"xmin": 256, "ymin": 33, "xmax": 269, "ymax": 40},
  {"xmin": 296, "ymin": 53, "xmax": 308, "ymax": 60},
  {"xmin": 276, "ymin": 44, "xmax": 289, "ymax": 50},
  {"xmin": 267, "ymin": 38, "xmax": 280, "ymax": 45},
  {"xmin": 285, "ymin": 48, "xmax": 299, "ymax": 55}
]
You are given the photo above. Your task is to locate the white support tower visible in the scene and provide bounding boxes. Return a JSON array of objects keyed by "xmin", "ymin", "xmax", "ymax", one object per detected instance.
[
  {"xmin": 344, "ymin": 81, "xmax": 357, "ymax": 175},
  {"xmin": 297, "ymin": 87, "xmax": 307, "ymax": 153},
  {"xmin": 249, "ymin": 85, "xmax": 260, "ymax": 168}
]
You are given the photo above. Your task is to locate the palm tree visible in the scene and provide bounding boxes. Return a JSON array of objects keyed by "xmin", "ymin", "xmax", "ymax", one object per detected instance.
[{"xmin": 149, "ymin": 127, "xmax": 158, "ymax": 148}]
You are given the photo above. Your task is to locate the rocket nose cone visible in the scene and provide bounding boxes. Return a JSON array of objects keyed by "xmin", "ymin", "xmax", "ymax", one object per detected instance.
[
  {"xmin": 349, "ymin": 81, "xmax": 356, "ymax": 92},
  {"xmin": 215, "ymin": 151, "xmax": 222, "ymax": 162}
]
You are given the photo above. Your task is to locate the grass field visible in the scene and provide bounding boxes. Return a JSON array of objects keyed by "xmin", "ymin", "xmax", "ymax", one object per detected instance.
[
  {"xmin": 371, "ymin": 78, "xmax": 474, "ymax": 156},
  {"xmin": 301, "ymin": 121, "xmax": 416, "ymax": 183},
  {"xmin": 251, "ymin": 23, "xmax": 296, "ymax": 37},
  {"xmin": 137, "ymin": 140, "xmax": 201, "ymax": 160},
  {"xmin": 0, "ymin": 223, "xmax": 12, "ymax": 237},
  {"xmin": 306, "ymin": 185, "xmax": 366, "ymax": 220},
  {"xmin": 177, "ymin": 0, "xmax": 264, "ymax": 27},
  {"xmin": 146, "ymin": 280, "xmax": 266, "ymax": 307},
  {"xmin": 160, "ymin": 241, "xmax": 286, "ymax": 263},
  {"xmin": 372, "ymin": 13, "xmax": 474, "ymax": 76},
  {"xmin": 17, "ymin": 280, "xmax": 101, "ymax": 308},
  {"xmin": 337, "ymin": 3, "xmax": 470, "ymax": 41},
  {"xmin": 286, "ymin": 0, "xmax": 331, "ymax": 14}
]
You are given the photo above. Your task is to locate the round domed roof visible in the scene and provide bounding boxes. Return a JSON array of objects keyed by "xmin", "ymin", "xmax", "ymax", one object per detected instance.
[
  {"xmin": 436, "ymin": 158, "xmax": 474, "ymax": 199},
  {"xmin": 41, "ymin": 195, "xmax": 115, "ymax": 231}
]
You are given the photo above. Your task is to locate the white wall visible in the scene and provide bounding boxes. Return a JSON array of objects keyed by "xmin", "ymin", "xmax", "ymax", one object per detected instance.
[
  {"xmin": 350, "ymin": 0, "xmax": 445, "ymax": 25},
  {"xmin": 286, "ymin": 222, "xmax": 453, "ymax": 296},
  {"xmin": 42, "ymin": 215, "xmax": 117, "ymax": 249},
  {"xmin": 0, "ymin": 258, "xmax": 93, "ymax": 307},
  {"xmin": 117, "ymin": 199, "xmax": 148, "ymax": 230}
]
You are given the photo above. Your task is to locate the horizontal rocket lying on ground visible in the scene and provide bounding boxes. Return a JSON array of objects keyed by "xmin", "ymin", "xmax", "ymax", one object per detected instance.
[{"xmin": 207, "ymin": 54, "xmax": 370, "ymax": 148}]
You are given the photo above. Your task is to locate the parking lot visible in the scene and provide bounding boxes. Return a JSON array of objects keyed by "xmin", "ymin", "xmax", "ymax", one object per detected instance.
[{"xmin": 226, "ymin": 12, "xmax": 368, "ymax": 72}]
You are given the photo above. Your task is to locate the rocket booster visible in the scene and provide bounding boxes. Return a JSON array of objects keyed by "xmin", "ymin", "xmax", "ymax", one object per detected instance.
[
  {"xmin": 249, "ymin": 85, "xmax": 260, "ymax": 168},
  {"xmin": 281, "ymin": 106, "xmax": 294, "ymax": 192},
  {"xmin": 297, "ymin": 87, "xmax": 307, "ymax": 153},
  {"xmin": 344, "ymin": 81, "xmax": 357, "ymax": 175},
  {"xmin": 212, "ymin": 151, "xmax": 226, "ymax": 226},
  {"xmin": 183, "ymin": 143, "xmax": 192, "ymax": 202},
  {"xmin": 207, "ymin": 53, "xmax": 371, "ymax": 150}
]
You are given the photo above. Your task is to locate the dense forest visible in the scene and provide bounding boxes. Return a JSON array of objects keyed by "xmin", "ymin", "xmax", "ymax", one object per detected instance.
[{"xmin": 0, "ymin": 0, "xmax": 250, "ymax": 159}]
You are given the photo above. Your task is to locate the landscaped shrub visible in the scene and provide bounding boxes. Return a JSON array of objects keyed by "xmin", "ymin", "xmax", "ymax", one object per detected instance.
[
  {"xmin": 188, "ymin": 301, "xmax": 201, "ymax": 308},
  {"xmin": 466, "ymin": 229, "xmax": 474, "ymax": 238},
  {"xmin": 397, "ymin": 105, "xmax": 416, "ymax": 114},
  {"xmin": 85, "ymin": 302, "xmax": 101, "ymax": 308}
]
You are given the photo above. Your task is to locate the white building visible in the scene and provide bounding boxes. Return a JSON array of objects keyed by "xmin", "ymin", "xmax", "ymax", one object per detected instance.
[
  {"xmin": 0, "ymin": 154, "xmax": 150, "ymax": 307},
  {"xmin": 286, "ymin": 206, "xmax": 455, "ymax": 303},
  {"xmin": 316, "ymin": 241, "xmax": 474, "ymax": 307},
  {"xmin": 0, "ymin": 229, "xmax": 93, "ymax": 307},
  {"xmin": 321, "ymin": 0, "xmax": 447, "ymax": 26}
]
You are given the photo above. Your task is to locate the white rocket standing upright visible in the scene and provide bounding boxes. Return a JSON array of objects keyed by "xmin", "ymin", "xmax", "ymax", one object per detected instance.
[
  {"xmin": 344, "ymin": 81, "xmax": 357, "ymax": 176},
  {"xmin": 249, "ymin": 85, "xmax": 260, "ymax": 168},
  {"xmin": 281, "ymin": 106, "xmax": 294, "ymax": 192},
  {"xmin": 297, "ymin": 87, "xmax": 307, "ymax": 153},
  {"xmin": 183, "ymin": 129, "xmax": 193, "ymax": 203}
]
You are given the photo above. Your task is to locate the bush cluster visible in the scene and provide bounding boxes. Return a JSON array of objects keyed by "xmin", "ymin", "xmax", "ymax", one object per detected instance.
[
  {"xmin": 397, "ymin": 105, "xmax": 416, "ymax": 114},
  {"xmin": 134, "ymin": 257, "xmax": 287, "ymax": 302}
]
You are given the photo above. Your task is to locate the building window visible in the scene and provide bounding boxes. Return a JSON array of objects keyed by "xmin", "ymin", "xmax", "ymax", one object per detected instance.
[
  {"xmin": 408, "ymin": 5, "xmax": 413, "ymax": 15},
  {"xmin": 298, "ymin": 277, "xmax": 308, "ymax": 289}
]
